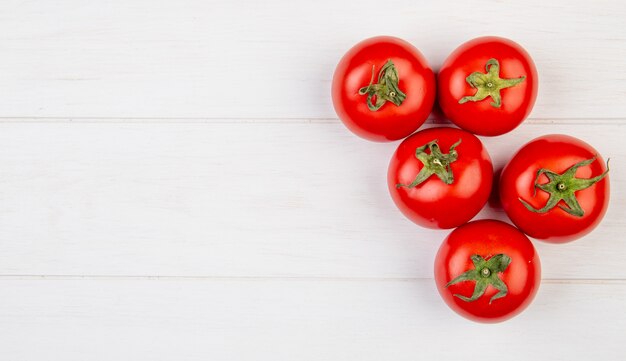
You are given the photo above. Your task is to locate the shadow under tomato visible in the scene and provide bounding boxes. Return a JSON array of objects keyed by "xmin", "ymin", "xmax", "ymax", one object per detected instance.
[{"xmin": 489, "ymin": 167, "xmax": 503, "ymax": 209}]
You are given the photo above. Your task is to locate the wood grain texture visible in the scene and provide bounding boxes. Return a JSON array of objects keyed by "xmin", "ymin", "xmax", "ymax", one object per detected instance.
[
  {"xmin": 0, "ymin": 0, "xmax": 625, "ymax": 118},
  {"xmin": 0, "ymin": 121, "xmax": 622, "ymax": 279},
  {"xmin": 0, "ymin": 279, "xmax": 624, "ymax": 361}
]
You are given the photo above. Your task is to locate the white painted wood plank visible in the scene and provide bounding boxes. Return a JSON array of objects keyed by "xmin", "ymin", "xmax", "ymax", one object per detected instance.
[
  {"xmin": 0, "ymin": 121, "xmax": 622, "ymax": 278},
  {"xmin": 0, "ymin": 279, "xmax": 623, "ymax": 360},
  {"xmin": 0, "ymin": 0, "xmax": 625, "ymax": 119}
]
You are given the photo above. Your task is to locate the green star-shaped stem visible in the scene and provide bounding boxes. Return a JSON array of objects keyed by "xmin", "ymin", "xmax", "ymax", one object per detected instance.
[
  {"xmin": 396, "ymin": 139, "xmax": 462, "ymax": 188},
  {"xmin": 458, "ymin": 58, "xmax": 526, "ymax": 108},
  {"xmin": 358, "ymin": 59, "xmax": 407, "ymax": 111},
  {"xmin": 519, "ymin": 156, "xmax": 610, "ymax": 217},
  {"xmin": 446, "ymin": 254, "xmax": 512, "ymax": 304}
]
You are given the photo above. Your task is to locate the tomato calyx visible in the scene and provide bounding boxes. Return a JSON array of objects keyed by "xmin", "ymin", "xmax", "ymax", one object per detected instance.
[
  {"xmin": 519, "ymin": 156, "xmax": 610, "ymax": 217},
  {"xmin": 358, "ymin": 60, "xmax": 407, "ymax": 111},
  {"xmin": 396, "ymin": 139, "xmax": 462, "ymax": 188},
  {"xmin": 446, "ymin": 254, "xmax": 512, "ymax": 304},
  {"xmin": 458, "ymin": 58, "xmax": 525, "ymax": 108}
]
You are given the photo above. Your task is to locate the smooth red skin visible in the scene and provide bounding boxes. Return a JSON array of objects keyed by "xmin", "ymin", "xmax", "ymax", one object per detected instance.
[
  {"xmin": 500, "ymin": 135, "xmax": 610, "ymax": 243},
  {"xmin": 332, "ymin": 36, "xmax": 436, "ymax": 142},
  {"xmin": 438, "ymin": 37, "xmax": 538, "ymax": 136},
  {"xmin": 434, "ymin": 220, "xmax": 541, "ymax": 323},
  {"xmin": 388, "ymin": 127, "xmax": 493, "ymax": 229}
]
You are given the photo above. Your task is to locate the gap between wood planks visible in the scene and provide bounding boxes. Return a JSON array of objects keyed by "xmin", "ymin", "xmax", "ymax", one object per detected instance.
[
  {"xmin": 0, "ymin": 117, "xmax": 624, "ymax": 124},
  {"xmin": 0, "ymin": 275, "xmax": 624, "ymax": 284}
]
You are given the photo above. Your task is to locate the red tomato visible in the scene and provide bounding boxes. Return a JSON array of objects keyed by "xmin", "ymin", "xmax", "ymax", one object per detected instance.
[
  {"xmin": 387, "ymin": 127, "xmax": 492, "ymax": 229},
  {"xmin": 332, "ymin": 36, "xmax": 436, "ymax": 142},
  {"xmin": 438, "ymin": 37, "xmax": 538, "ymax": 136},
  {"xmin": 500, "ymin": 135, "xmax": 610, "ymax": 243},
  {"xmin": 434, "ymin": 220, "xmax": 541, "ymax": 323}
]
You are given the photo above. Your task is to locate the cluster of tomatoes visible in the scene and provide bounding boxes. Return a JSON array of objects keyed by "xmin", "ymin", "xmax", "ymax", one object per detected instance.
[{"xmin": 331, "ymin": 36, "xmax": 611, "ymax": 323}]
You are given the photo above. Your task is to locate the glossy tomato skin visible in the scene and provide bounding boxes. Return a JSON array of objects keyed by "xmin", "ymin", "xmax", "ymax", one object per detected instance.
[
  {"xmin": 500, "ymin": 135, "xmax": 610, "ymax": 243},
  {"xmin": 434, "ymin": 220, "xmax": 541, "ymax": 323},
  {"xmin": 388, "ymin": 127, "xmax": 493, "ymax": 229},
  {"xmin": 438, "ymin": 37, "xmax": 538, "ymax": 136},
  {"xmin": 332, "ymin": 36, "xmax": 436, "ymax": 142}
]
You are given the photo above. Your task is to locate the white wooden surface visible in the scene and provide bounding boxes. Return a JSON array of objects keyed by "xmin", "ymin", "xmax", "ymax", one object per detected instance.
[{"xmin": 0, "ymin": 1, "xmax": 625, "ymax": 360}]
